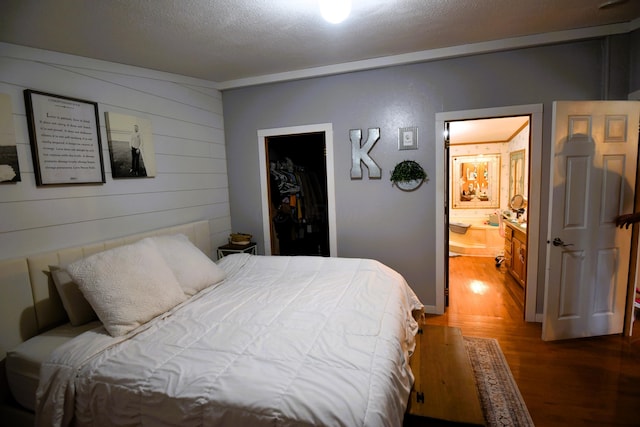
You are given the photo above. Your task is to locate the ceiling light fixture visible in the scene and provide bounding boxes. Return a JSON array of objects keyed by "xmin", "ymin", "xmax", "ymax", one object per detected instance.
[{"xmin": 319, "ymin": 0, "xmax": 351, "ymax": 24}]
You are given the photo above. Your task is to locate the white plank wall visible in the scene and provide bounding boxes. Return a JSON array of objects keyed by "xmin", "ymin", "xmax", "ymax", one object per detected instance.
[{"xmin": 0, "ymin": 43, "xmax": 231, "ymax": 260}]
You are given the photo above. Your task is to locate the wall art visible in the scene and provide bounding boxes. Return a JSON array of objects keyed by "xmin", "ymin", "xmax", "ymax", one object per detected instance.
[
  {"xmin": 0, "ymin": 93, "xmax": 20, "ymax": 183},
  {"xmin": 105, "ymin": 112, "xmax": 156, "ymax": 178},
  {"xmin": 398, "ymin": 127, "xmax": 418, "ymax": 150},
  {"xmin": 24, "ymin": 90, "xmax": 105, "ymax": 185},
  {"xmin": 390, "ymin": 160, "xmax": 427, "ymax": 191},
  {"xmin": 350, "ymin": 127, "xmax": 381, "ymax": 179},
  {"xmin": 452, "ymin": 153, "xmax": 500, "ymax": 209}
]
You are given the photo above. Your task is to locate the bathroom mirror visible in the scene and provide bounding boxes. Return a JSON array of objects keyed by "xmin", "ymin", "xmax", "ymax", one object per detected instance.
[
  {"xmin": 510, "ymin": 194, "xmax": 527, "ymax": 210},
  {"xmin": 451, "ymin": 153, "xmax": 500, "ymax": 209},
  {"xmin": 509, "ymin": 150, "xmax": 525, "ymax": 203}
]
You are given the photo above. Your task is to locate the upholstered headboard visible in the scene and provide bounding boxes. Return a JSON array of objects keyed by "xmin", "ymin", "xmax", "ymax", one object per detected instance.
[{"xmin": 0, "ymin": 220, "xmax": 212, "ymax": 360}]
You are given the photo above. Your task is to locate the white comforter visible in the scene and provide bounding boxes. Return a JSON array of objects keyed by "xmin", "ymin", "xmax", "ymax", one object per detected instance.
[{"xmin": 36, "ymin": 254, "xmax": 423, "ymax": 427}]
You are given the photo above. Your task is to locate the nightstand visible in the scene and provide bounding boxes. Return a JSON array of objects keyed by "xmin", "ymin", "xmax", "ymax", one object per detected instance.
[{"xmin": 217, "ymin": 242, "xmax": 257, "ymax": 259}]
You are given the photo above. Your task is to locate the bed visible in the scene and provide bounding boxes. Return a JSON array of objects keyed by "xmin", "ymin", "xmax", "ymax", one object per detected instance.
[{"xmin": 0, "ymin": 220, "xmax": 423, "ymax": 427}]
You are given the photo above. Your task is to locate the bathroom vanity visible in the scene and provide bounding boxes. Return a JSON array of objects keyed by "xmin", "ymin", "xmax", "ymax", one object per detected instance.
[{"xmin": 504, "ymin": 221, "xmax": 527, "ymax": 288}]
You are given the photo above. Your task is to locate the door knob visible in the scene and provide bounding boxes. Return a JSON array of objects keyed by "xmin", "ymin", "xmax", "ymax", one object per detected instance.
[{"xmin": 551, "ymin": 237, "xmax": 573, "ymax": 247}]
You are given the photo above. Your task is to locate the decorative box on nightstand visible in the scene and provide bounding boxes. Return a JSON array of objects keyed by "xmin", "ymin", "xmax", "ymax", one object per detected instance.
[{"xmin": 217, "ymin": 242, "xmax": 257, "ymax": 259}]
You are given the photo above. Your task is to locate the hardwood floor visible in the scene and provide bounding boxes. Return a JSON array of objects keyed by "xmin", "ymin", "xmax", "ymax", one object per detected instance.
[{"xmin": 424, "ymin": 255, "xmax": 640, "ymax": 427}]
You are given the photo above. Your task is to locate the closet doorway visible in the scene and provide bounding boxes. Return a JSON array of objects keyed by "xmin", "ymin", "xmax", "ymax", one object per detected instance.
[
  {"xmin": 266, "ymin": 132, "xmax": 329, "ymax": 256},
  {"xmin": 258, "ymin": 123, "xmax": 338, "ymax": 257}
]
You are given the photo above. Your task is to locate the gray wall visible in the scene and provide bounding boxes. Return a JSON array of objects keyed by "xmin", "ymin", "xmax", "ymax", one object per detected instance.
[
  {"xmin": 223, "ymin": 37, "xmax": 635, "ymax": 309},
  {"xmin": 631, "ymin": 29, "xmax": 640, "ymax": 94}
]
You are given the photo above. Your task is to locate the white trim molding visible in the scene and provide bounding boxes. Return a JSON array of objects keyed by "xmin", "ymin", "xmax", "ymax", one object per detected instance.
[{"xmin": 219, "ymin": 23, "xmax": 631, "ymax": 90}]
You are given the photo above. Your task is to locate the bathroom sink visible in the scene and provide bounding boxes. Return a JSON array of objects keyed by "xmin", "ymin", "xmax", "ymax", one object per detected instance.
[{"xmin": 508, "ymin": 220, "xmax": 526, "ymax": 229}]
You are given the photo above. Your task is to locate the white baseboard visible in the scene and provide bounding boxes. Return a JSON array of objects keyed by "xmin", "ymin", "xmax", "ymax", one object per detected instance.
[{"xmin": 422, "ymin": 304, "xmax": 440, "ymax": 315}]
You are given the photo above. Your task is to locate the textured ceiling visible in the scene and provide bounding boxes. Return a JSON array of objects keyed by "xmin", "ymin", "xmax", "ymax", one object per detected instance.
[{"xmin": 1, "ymin": 0, "xmax": 639, "ymax": 86}]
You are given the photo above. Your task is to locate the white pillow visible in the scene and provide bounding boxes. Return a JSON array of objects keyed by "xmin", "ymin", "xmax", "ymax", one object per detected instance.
[
  {"xmin": 66, "ymin": 239, "xmax": 187, "ymax": 337},
  {"xmin": 50, "ymin": 266, "xmax": 98, "ymax": 326},
  {"xmin": 146, "ymin": 234, "xmax": 227, "ymax": 296}
]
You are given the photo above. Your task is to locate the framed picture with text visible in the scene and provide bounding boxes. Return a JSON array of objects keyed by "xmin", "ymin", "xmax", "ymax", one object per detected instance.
[{"xmin": 24, "ymin": 89, "xmax": 105, "ymax": 185}]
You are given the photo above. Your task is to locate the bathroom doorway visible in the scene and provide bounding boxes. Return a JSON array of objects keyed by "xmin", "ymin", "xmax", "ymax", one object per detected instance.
[
  {"xmin": 436, "ymin": 104, "xmax": 544, "ymax": 322},
  {"xmin": 447, "ymin": 115, "xmax": 531, "ymax": 319}
]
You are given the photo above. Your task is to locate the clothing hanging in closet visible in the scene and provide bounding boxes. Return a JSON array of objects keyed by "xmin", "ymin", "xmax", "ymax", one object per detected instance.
[{"xmin": 270, "ymin": 158, "xmax": 326, "ymax": 255}]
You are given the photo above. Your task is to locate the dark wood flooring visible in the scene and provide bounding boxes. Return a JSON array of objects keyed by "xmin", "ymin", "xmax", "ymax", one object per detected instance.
[{"xmin": 423, "ymin": 255, "xmax": 640, "ymax": 427}]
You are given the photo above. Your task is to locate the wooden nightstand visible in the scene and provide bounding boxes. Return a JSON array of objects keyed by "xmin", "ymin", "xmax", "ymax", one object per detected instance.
[{"xmin": 217, "ymin": 242, "xmax": 257, "ymax": 259}]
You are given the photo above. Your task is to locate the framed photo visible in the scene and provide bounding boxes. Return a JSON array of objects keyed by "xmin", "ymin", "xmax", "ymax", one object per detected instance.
[
  {"xmin": 105, "ymin": 112, "xmax": 156, "ymax": 178},
  {"xmin": 398, "ymin": 127, "xmax": 418, "ymax": 150},
  {"xmin": 452, "ymin": 154, "xmax": 500, "ymax": 209},
  {"xmin": 24, "ymin": 90, "xmax": 105, "ymax": 185},
  {"xmin": 0, "ymin": 93, "xmax": 21, "ymax": 183}
]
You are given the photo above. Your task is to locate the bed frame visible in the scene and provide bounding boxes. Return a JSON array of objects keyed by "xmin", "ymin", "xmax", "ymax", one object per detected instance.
[{"xmin": 0, "ymin": 220, "xmax": 212, "ymax": 425}]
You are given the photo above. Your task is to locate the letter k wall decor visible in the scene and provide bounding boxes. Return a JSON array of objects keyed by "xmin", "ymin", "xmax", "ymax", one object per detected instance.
[{"xmin": 350, "ymin": 128, "xmax": 381, "ymax": 179}]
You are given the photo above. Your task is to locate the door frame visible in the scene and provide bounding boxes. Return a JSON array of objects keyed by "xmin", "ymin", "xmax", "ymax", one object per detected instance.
[
  {"xmin": 257, "ymin": 123, "xmax": 338, "ymax": 256},
  {"xmin": 435, "ymin": 104, "xmax": 544, "ymax": 322},
  {"xmin": 626, "ymin": 91, "xmax": 640, "ymax": 336}
]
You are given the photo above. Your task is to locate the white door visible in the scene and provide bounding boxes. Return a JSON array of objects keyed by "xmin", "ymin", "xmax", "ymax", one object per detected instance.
[{"xmin": 543, "ymin": 101, "xmax": 640, "ymax": 341}]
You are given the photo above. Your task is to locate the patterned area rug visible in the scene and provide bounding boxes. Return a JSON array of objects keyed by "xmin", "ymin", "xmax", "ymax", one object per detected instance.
[{"xmin": 464, "ymin": 337, "xmax": 535, "ymax": 427}]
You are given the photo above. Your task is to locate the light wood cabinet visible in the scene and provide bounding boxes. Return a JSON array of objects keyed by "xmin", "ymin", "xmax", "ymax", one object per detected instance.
[
  {"xmin": 407, "ymin": 323, "xmax": 484, "ymax": 426},
  {"xmin": 504, "ymin": 221, "xmax": 526, "ymax": 288}
]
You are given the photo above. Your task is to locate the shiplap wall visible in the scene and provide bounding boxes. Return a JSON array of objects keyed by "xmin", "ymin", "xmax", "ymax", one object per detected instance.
[{"xmin": 0, "ymin": 43, "xmax": 231, "ymax": 260}]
